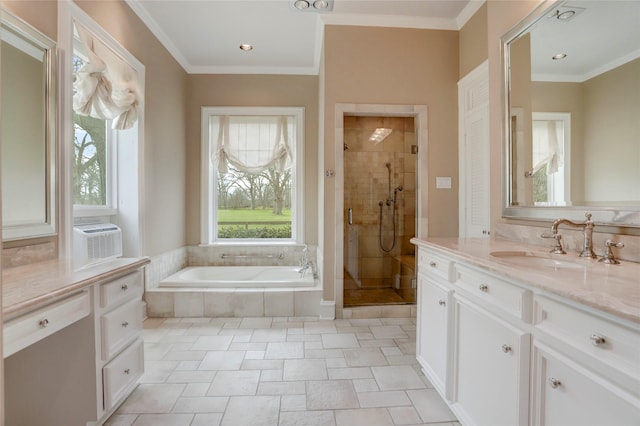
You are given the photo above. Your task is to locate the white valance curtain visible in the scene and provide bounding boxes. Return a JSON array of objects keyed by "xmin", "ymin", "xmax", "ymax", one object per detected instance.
[
  {"xmin": 214, "ymin": 115, "xmax": 294, "ymax": 174},
  {"xmin": 532, "ymin": 119, "xmax": 564, "ymax": 175},
  {"xmin": 73, "ymin": 23, "xmax": 143, "ymax": 130}
]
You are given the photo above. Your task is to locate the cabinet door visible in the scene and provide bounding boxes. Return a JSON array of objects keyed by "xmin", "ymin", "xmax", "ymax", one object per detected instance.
[
  {"xmin": 453, "ymin": 295, "xmax": 530, "ymax": 426},
  {"xmin": 417, "ymin": 275, "xmax": 452, "ymax": 397},
  {"xmin": 532, "ymin": 342, "xmax": 640, "ymax": 426}
]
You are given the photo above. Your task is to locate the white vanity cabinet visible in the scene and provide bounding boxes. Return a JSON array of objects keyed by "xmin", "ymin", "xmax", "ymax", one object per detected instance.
[
  {"xmin": 3, "ymin": 259, "xmax": 148, "ymax": 426},
  {"xmin": 417, "ymin": 274, "xmax": 452, "ymax": 396},
  {"xmin": 414, "ymin": 241, "xmax": 640, "ymax": 426},
  {"xmin": 531, "ymin": 342, "xmax": 639, "ymax": 426},
  {"xmin": 95, "ymin": 269, "xmax": 145, "ymax": 416},
  {"xmin": 416, "ymin": 248, "xmax": 454, "ymax": 397},
  {"xmin": 452, "ymin": 295, "xmax": 530, "ymax": 426}
]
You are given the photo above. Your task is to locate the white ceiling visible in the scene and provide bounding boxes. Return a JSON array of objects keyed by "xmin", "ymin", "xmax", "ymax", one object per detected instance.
[
  {"xmin": 125, "ymin": 0, "xmax": 484, "ymax": 74},
  {"xmin": 529, "ymin": 1, "xmax": 640, "ymax": 82}
]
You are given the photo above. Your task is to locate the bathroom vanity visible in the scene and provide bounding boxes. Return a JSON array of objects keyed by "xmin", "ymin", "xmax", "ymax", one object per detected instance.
[
  {"xmin": 3, "ymin": 257, "xmax": 149, "ymax": 426},
  {"xmin": 412, "ymin": 237, "xmax": 639, "ymax": 426}
]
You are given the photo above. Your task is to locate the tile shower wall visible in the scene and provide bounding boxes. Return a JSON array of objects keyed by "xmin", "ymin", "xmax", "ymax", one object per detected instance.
[{"xmin": 343, "ymin": 116, "xmax": 416, "ymax": 296}]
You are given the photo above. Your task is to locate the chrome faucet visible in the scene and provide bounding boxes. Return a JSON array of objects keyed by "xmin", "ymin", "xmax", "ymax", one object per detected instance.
[
  {"xmin": 298, "ymin": 245, "xmax": 318, "ymax": 278},
  {"xmin": 599, "ymin": 239, "xmax": 624, "ymax": 264},
  {"xmin": 541, "ymin": 213, "xmax": 597, "ymax": 258}
]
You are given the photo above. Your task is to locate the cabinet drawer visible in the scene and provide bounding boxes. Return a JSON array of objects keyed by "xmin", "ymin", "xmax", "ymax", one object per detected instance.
[
  {"xmin": 103, "ymin": 338, "xmax": 144, "ymax": 411},
  {"xmin": 100, "ymin": 270, "xmax": 143, "ymax": 309},
  {"xmin": 418, "ymin": 249, "xmax": 453, "ymax": 282},
  {"xmin": 4, "ymin": 291, "xmax": 90, "ymax": 358},
  {"xmin": 101, "ymin": 298, "xmax": 143, "ymax": 360},
  {"xmin": 454, "ymin": 264, "xmax": 532, "ymax": 322},
  {"xmin": 534, "ymin": 295, "xmax": 640, "ymax": 380}
]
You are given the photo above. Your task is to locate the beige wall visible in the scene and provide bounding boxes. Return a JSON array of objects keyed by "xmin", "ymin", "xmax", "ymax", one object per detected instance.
[
  {"xmin": 74, "ymin": 1, "xmax": 189, "ymax": 257},
  {"xmin": 322, "ymin": 25, "xmax": 459, "ymax": 301},
  {"xmin": 185, "ymin": 74, "xmax": 319, "ymax": 246},
  {"xmin": 459, "ymin": 2, "xmax": 488, "ymax": 78},
  {"xmin": 1, "ymin": 42, "xmax": 46, "ymax": 225},
  {"xmin": 0, "ymin": 1, "xmax": 56, "ymax": 40},
  {"xmin": 583, "ymin": 58, "xmax": 640, "ymax": 203}
]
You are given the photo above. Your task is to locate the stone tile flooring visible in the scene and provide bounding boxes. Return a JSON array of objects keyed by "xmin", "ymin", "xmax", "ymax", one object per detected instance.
[{"xmin": 105, "ymin": 316, "xmax": 460, "ymax": 426}]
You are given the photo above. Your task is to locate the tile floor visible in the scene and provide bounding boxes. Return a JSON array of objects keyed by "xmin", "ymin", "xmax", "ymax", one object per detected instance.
[{"xmin": 105, "ymin": 316, "xmax": 460, "ymax": 426}]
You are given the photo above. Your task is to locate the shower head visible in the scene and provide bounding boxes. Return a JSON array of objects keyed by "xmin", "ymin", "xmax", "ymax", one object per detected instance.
[{"xmin": 395, "ymin": 185, "xmax": 403, "ymax": 192}]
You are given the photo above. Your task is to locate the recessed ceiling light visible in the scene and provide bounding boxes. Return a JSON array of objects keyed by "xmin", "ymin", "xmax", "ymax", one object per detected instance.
[
  {"xmin": 556, "ymin": 10, "xmax": 576, "ymax": 20},
  {"xmin": 552, "ymin": 53, "xmax": 567, "ymax": 60},
  {"xmin": 369, "ymin": 128, "xmax": 393, "ymax": 144},
  {"xmin": 291, "ymin": 0, "xmax": 333, "ymax": 12},
  {"xmin": 239, "ymin": 44, "xmax": 253, "ymax": 51},
  {"xmin": 293, "ymin": 0, "xmax": 310, "ymax": 10},
  {"xmin": 313, "ymin": 0, "xmax": 329, "ymax": 9}
]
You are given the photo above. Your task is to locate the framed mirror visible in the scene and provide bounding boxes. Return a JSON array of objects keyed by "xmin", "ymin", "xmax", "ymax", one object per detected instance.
[
  {"xmin": 501, "ymin": 0, "xmax": 640, "ymax": 226},
  {"xmin": 1, "ymin": 8, "xmax": 57, "ymax": 240}
]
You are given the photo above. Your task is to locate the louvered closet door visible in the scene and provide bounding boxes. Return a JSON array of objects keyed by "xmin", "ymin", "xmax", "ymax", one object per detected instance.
[{"xmin": 458, "ymin": 61, "xmax": 490, "ymax": 238}]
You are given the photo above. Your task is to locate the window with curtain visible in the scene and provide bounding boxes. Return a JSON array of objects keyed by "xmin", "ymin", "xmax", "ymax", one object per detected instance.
[
  {"xmin": 532, "ymin": 113, "xmax": 571, "ymax": 206},
  {"xmin": 72, "ymin": 22, "xmax": 143, "ymax": 214},
  {"xmin": 201, "ymin": 107, "xmax": 304, "ymax": 243}
]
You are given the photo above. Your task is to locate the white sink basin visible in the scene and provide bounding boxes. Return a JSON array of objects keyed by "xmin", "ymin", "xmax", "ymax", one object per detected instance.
[{"xmin": 490, "ymin": 251, "xmax": 586, "ymax": 270}]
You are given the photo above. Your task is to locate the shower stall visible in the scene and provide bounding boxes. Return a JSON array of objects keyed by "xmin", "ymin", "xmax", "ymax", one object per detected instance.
[{"xmin": 343, "ymin": 116, "xmax": 417, "ymax": 306}]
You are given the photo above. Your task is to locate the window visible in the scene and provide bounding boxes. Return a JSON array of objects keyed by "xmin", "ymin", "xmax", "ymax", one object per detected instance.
[
  {"xmin": 72, "ymin": 33, "xmax": 116, "ymax": 214},
  {"xmin": 70, "ymin": 20, "xmax": 143, "ymax": 218},
  {"xmin": 201, "ymin": 107, "xmax": 304, "ymax": 244},
  {"xmin": 531, "ymin": 112, "xmax": 571, "ymax": 206}
]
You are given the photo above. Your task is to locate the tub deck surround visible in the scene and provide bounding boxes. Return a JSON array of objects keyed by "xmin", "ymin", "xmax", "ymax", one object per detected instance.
[
  {"xmin": 160, "ymin": 266, "xmax": 316, "ymax": 288},
  {"xmin": 3, "ymin": 256, "xmax": 150, "ymax": 319},
  {"xmin": 411, "ymin": 237, "xmax": 640, "ymax": 324}
]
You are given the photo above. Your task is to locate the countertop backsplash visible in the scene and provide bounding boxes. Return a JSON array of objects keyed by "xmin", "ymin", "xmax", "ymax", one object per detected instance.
[{"xmin": 495, "ymin": 222, "xmax": 640, "ymax": 264}]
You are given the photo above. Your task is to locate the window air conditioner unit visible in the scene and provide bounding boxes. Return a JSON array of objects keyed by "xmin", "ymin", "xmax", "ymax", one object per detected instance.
[{"xmin": 73, "ymin": 223, "xmax": 122, "ymax": 268}]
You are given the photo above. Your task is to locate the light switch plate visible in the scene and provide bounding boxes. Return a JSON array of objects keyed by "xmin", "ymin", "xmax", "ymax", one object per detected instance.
[{"xmin": 436, "ymin": 176, "xmax": 452, "ymax": 189}]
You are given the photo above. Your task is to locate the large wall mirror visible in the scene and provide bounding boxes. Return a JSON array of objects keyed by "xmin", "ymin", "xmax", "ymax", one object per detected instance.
[
  {"xmin": 502, "ymin": 0, "xmax": 640, "ymax": 226},
  {"xmin": 1, "ymin": 8, "xmax": 57, "ymax": 240}
]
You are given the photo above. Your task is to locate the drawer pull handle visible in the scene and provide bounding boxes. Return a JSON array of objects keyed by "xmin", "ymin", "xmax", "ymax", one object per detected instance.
[
  {"xmin": 122, "ymin": 321, "xmax": 129, "ymax": 328},
  {"xmin": 548, "ymin": 378, "xmax": 562, "ymax": 389},
  {"xmin": 590, "ymin": 334, "xmax": 606, "ymax": 346},
  {"xmin": 39, "ymin": 318, "xmax": 49, "ymax": 328},
  {"xmin": 429, "ymin": 261, "xmax": 437, "ymax": 267},
  {"xmin": 479, "ymin": 284, "xmax": 489, "ymax": 292},
  {"xmin": 438, "ymin": 299, "xmax": 446, "ymax": 307},
  {"xmin": 124, "ymin": 368, "xmax": 131, "ymax": 375},
  {"xmin": 501, "ymin": 344, "xmax": 512, "ymax": 353},
  {"xmin": 121, "ymin": 284, "xmax": 129, "ymax": 291}
]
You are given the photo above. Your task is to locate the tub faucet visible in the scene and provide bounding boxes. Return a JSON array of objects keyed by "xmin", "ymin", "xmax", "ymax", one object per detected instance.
[
  {"xmin": 298, "ymin": 246, "xmax": 318, "ymax": 278},
  {"xmin": 541, "ymin": 213, "xmax": 596, "ymax": 258}
]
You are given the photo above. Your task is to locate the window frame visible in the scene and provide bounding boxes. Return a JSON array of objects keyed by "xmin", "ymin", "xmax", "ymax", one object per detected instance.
[{"xmin": 200, "ymin": 106, "xmax": 304, "ymax": 245}]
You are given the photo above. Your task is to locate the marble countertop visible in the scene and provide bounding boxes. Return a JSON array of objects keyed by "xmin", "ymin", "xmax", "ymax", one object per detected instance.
[
  {"xmin": 3, "ymin": 257, "xmax": 150, "ymax": 320},
  {"xmin": 411, "ymin": 237, "xmax": 640, "ymax": 325}
]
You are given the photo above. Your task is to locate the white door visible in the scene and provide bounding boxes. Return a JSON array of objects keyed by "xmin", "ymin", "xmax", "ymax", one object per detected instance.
[{"xmin": 458, "ymin": 61, "xmax": 490, "ymax": 238}]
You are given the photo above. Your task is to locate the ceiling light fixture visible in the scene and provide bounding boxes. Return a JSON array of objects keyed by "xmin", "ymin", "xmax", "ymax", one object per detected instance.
[
  {"xmin": 313, "ymin": 0, "xmax": 329, "ymax": 9},
  {"xmin": 293, "ymin": 0, "xmax": 310, "ymax": 10},
  {"xmin": 291, "ymin": 0, "xmax": 333, "ymax": 12},
  {"xmin": 552, "ymin": 53, "xmax": 567, "ymax": 60},
  {"xmin": 548, "ymin": 6, "xmax": 585, "ymax": 22},
  {"xmin": 239, "ymin": 44, "xmax": 253, "ymax": 51},
  {"xmin": 556, "ymin": 10, "xmax": 576, "ymax": 20},
  {"xmin": 369, "ymin": 128, "xmax": 393, "ymax": 145}
]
